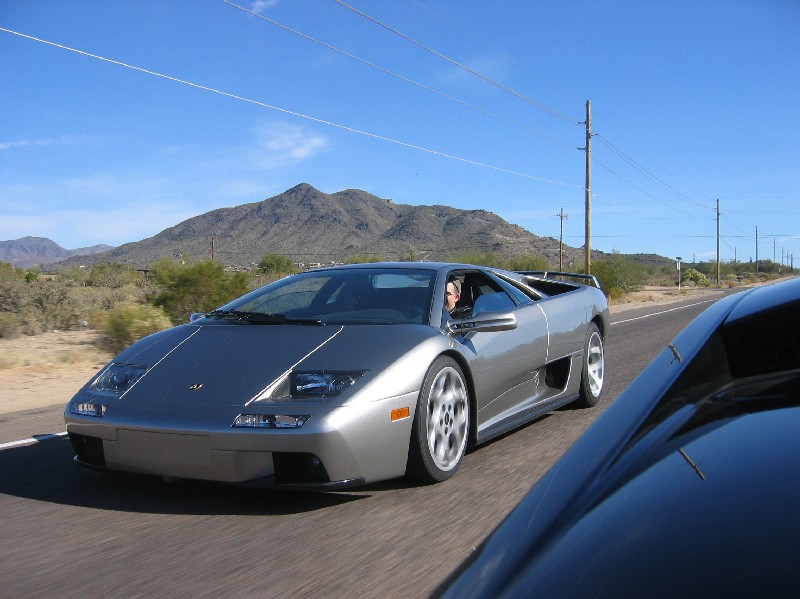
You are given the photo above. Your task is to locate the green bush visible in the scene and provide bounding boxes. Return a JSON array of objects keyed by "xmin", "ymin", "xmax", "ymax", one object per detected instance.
[
  {"xmin": 151, "ymin": 259, "xmax": 250, "ymax": 324},
  {"xmin": 591, "ymin": 252, "xmax": 646, "ymax": 295},
  {"xmin": 258, "ymin": 254, "xmax": 297, "ymax": 276},
  {"xmin": 103, "ymin": 303, "xmax": 173, "ymax": 353},
  {"xmin": 682, "ymin": 268, "xmax": 710, "ymax": 287}
]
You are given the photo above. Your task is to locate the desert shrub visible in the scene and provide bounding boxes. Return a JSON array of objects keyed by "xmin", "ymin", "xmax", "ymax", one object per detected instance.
[
  {"xmin": 605, "ymin": 287, "xmax": 626, "ymax": 301},
  {"xmin": 0, "ymin": 276, "xmax": 27, "ymax": 315},
  {"xmin": 258, "ymin": 254, "xmax": 298, "ymax": 276},
  {"xmin": 151, "ymin": 259, "xmax": 250, "ymax": 324},
  {"xmin": 399, "ymin": 246, "xmax": 418, "ymax": 262},
  {"xmin": 682, "ymin": 268, "xmax": 710, "ymax": 287},
  {"xmin": 506, "ymin": 255, "xmax": 549, "ymax": 271},
  {"xmin": 591, "ymin": 252, "xmax": 646, "ymax": 295},
  {"xmin": 75, "ymin": 284, "xmax": 145, "ymax": 314},
  {"xmin": 0, "ymin": 311, "xmax": 22, "ymax": 338},
  {"xmin": 86, "ymin": 262, "xmax": 143, "ymax": 288},
  {"xmin": 448, "ymin": 251, "xmax": 549, "ymax": 271},
  {"xmin": 102, "ymin": 303, "xmax": 173, "ymax": 353},
  {"xmin": 27, "ymin": 279, "xmax": 81, "ymax": 331}
]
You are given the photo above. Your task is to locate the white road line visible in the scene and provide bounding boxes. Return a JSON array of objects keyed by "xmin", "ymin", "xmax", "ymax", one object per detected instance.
[
  {"xmin": 611, "ymin": 298, "xmax": 718, "ymax": 326},
  {"xmin": 0, "ymin": 431, "xmax": 67, "ymax": 450}
]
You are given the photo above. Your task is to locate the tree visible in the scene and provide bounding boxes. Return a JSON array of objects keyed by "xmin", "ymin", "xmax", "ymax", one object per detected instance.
[
  {"xmin": 258, "ymin": 254, "xmax": 296, "ymax": 277},
  {"xmin": 151, "ymin": 259, "xmax": 250, "ymax": 323}
]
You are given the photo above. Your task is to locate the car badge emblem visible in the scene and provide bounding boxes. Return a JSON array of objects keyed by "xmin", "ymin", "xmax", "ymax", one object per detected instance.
[{"xmin": 188, "ymin": 383, "xmax": 204, "ymax": 391}]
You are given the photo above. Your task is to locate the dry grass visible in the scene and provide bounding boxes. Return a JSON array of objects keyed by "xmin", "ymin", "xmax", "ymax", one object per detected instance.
[
  {"xmin": 0, "ymin": 330, "xmax": 113, "ymax": 414},
  {"xmin": 0, "ymin": 330, "xmax": 110, "ymax": 371},
  {"xmin": 608, "ymin": 285, "xmax": 726, "ymax": 313}
]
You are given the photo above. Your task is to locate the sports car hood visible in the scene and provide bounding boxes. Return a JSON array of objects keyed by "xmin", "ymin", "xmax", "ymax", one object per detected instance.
[
  {"xmin": 88, "ymin": 322, "xmax": 439, "ymax": 408},
  {"xmin": 89, "ymin": 324, "xmax": 343, "ymax": 408}
]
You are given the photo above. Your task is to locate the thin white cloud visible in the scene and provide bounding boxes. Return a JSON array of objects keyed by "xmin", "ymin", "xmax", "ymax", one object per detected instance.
[
  {"xmin": 250, "ymin": 0, "xmax": 280, "ymax": 15},
  {"xmin": 250, "ymin": 121, "xmax": 329, "ymax": 167}
]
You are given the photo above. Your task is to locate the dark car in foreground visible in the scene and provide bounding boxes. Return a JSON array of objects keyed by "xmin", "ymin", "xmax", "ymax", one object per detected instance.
[
  {"xmin": 434, "ymin": 276, "xmax": 800, "ymax": 597},
  {"xmin": 65, "ymin": 262, "xmax": 608, "ymax": 489}
]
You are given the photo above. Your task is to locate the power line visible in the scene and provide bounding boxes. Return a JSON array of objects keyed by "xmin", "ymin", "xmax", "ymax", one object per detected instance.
[
  {"xmin": 221, "ymin": 0, "xmax": 578, "ymax": 149},
  {"xmin": 0, "ymin": 26, "xmax": 581, "ymax": 189},
  {"xmin": 594, "ymin": 134, "xmax": 712, "ymax": 211},
  {"xmin": 333, "ymin": 0, "xmax": 580, "ymax": 125},
  {"xmin": 591, "ymin": 156, "xmax": 707, "ymax": 218},
  {"xmin": 409, "ymin": 0, "xmax": 567, "ymax": 102}
]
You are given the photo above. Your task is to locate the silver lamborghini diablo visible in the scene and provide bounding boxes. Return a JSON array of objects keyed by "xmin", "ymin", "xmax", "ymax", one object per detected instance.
[{"xmin": 65, "ymin": 262, "xmax": 609, "ymax": 490}]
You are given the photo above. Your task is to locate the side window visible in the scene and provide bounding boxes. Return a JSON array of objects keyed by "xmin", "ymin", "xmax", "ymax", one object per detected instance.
[{"xmin": 455, "ymin": 271, "xmax": 517, "ymax": 317}]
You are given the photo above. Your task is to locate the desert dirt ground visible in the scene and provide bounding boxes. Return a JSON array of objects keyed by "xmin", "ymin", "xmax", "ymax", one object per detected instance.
[{"xmin": 0, "ymin": 285, "xmax": 729, "ymax": 416}]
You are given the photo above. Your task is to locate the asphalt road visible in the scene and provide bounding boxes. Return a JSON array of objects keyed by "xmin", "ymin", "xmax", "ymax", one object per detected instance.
[{"xmin": 0, "ymin": 291, "xmax": 732, "ymax": 598}]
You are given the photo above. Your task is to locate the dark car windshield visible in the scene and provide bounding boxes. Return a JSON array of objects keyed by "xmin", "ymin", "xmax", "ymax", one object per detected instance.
[{"xmin": 215, "ymin": 268, "xmax": 436, "ymax": 325}]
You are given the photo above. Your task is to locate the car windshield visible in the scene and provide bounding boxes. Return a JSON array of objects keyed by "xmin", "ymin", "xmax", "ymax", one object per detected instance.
[{"xmin": 215, "ymin": 267, "xmax": 436, "ymax": 325}]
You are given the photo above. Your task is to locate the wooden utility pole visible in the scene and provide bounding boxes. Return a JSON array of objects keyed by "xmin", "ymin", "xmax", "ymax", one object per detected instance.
[
  {"xmin": 584, "ymin": 100, "xmax": 592, "ymax": 274},
  {"xmin": 755, "ymin": 226, "xmax": 759, "ymax": 274},
  {"xmin": 211, "ymin": 235, "xmax": 219, "ymax": 261},
  {"xmin": 716, "ymin": 199, "xmax": 721, "ymax": 287},
  {"xmin": 556, "ymin": 207, "xmax": 567, "ymax": 270}
]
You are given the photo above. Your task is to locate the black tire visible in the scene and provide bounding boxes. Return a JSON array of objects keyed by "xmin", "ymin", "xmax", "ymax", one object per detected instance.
[
  {"xmin": 576, "ymin": 322, "xmax": 604, "ymax": 408},
  {"xmin": 406, "ymin": 356, "xmax": 470, "ymax": 483}
]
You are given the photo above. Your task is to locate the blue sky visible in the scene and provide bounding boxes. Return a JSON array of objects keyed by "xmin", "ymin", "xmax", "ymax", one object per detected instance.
[{"xmin": 1, "ymin": 1, "xmax": 798, "ymax": 266}]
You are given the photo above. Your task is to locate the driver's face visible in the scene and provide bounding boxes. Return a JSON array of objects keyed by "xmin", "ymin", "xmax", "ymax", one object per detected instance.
[{"xmin": 446, "ymin": 282, "xmax": 460, "ymax": 311}]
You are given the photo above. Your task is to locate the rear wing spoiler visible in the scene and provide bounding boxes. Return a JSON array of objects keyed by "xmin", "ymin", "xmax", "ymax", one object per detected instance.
[{"xmin": 517, "ymin": 270, "xmax": 602, "ymax": 290}]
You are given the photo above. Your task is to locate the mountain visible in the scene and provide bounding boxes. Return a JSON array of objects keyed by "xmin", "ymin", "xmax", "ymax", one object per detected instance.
[
  {"xmin": 46, "ymin": 184, "xmax": 600, "ymax": 271},
  {"xmin": 0, "ymin": 236, "xmax": 113, "ymax": 269}
]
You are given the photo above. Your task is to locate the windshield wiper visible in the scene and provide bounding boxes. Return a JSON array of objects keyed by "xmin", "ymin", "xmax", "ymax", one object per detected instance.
[{"xmin": 207, "ymin": 310, "xmax": 323, "ymax": 325}]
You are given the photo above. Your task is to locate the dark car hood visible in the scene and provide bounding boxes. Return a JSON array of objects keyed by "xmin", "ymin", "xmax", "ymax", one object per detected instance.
[
  {"xmin": 108, "ymin": 324, "xmax": 346, "ymax": 408},
  {"xmin": 99, "ymin": 322, "xmax": 439, "ymax": 408}
]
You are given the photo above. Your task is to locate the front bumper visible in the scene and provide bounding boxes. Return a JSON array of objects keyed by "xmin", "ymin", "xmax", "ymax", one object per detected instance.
[{"xmin": 65, "ymin": 390, "xmax": 418, "ymax": 489}]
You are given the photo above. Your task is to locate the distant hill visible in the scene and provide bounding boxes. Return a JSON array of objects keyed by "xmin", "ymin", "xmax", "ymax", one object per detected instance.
[
  {"xmin": 0, "ymin": 236, "xmax": 113, "ymax": 269},
  {"xmin": 48, "ymin": 184, "xmax": 607, "ymax": 271}
]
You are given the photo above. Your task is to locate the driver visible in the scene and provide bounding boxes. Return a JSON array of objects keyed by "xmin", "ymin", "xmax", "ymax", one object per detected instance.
[{"xmin": 445, "ymin": 278, "xmax": 461, "ymax": 313}]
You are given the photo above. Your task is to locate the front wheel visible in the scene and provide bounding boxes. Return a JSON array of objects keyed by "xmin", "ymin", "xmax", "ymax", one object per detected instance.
[
  {"xmin": 406, "ymin": 357, "xmax": 470, "ymax": 483},
  {"xmin": 576, "ymin": 322, "xmax": 604, "ymax": 408}
]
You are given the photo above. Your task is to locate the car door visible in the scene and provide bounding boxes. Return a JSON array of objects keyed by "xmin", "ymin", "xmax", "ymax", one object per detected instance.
[{"xmin": 449, "ymin": 271, "xmax": 548, "ymax": 428}]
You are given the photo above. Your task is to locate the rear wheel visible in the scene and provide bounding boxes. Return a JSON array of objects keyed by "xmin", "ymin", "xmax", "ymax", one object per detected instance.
[
  {"xmin": 407, "ymin": 357, "xmax": 470, "ymax": 483},
  {"xmin": 576, "ymin": 323, "xmax": 604, "ymax": 408}
]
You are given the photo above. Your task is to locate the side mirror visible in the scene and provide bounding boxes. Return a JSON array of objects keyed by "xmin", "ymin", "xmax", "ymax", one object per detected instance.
[
  {"xmin": 447, "ymin": 312, "xmax": 517, "ymax": 334},
  {"xmin": 189, "ymin": 312, "xmax": 205, "ymax": 323}
]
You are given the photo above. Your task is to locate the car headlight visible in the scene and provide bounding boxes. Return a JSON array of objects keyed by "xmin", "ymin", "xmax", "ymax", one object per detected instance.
[
  {"xmin": 88, "ymin": 363, "xmax": 149, "ymax": 397},
  {"xmin": 250, "ymin": 370, "xmax": 366, "ymax": 403},
  {"xmin": 290, "ymin": 371, "xmax": 365, "ymax": 398}
]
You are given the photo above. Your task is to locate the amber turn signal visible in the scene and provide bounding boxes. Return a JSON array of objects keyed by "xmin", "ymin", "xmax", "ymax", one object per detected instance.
[{"xmin": 391, "ymin": 407, "xmax": 410, "ymax": 421}]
